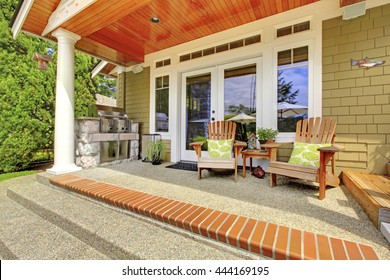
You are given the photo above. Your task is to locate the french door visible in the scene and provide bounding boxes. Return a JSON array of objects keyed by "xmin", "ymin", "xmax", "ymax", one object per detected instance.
[
  {"xmin": 180, "ymin": 58, "xmax": 261, "ymax": 162},
  {"xmin": 181, "ymin": 67, "xmax": 217, "ymax": 161}
]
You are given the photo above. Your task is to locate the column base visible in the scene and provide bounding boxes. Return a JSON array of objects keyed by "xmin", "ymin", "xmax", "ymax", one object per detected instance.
[{"xmin": 46, "ymin": 164, "xmax": 82, "ymax": 175}]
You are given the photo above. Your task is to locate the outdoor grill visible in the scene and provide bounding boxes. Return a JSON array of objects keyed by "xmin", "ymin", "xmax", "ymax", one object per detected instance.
[
  {"xmin": 96, "ymin": 105, "xmax": 139, "ymax": 163},
  {"xmin": 98, "ymin": 105, "xmax": 129, "ymax": 133}
]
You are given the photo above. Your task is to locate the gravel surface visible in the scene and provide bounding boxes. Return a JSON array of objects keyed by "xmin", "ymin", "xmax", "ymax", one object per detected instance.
[{"xmin": 76, "ymin": 160, "xmax": 390, "ymax": 260}]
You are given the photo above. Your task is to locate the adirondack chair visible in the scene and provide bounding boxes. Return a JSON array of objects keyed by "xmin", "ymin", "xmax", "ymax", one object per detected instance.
[
  {"xmin": 190, "ymin": 121, "xmax": 247, "ymax": 181},
  {"xmin": 268, "ymin": 117, "xmax": 344, "ymax": 200}
]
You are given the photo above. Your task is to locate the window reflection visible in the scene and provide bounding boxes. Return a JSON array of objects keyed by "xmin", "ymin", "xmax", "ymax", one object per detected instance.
[
  {"xmin": 185, "ymin": 74, "xmax": 211, "ymax": 150},
  {"xmin": 277, "ymin": 47, "xmax": 308, "ymax": 132},
  {"xmin": 224, "ymin": 65, "xmax": 256, "ymax": 141},
  {"xmin": 155, "ymin": 76, "xmax": 169, "ymax": 132}
]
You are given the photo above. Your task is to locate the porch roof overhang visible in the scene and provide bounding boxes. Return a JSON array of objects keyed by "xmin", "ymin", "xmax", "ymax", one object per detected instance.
[{"xmin": 11, "ymin": 0, "xmax": 366, "ymax": 67}]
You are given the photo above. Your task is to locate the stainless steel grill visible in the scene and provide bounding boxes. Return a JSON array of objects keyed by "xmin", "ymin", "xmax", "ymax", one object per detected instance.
[
  {"xmin": 96, "ymin": 105, "xmax": 139, "ymax": 163},
  {"xmin": 97, "ymin": 105, "xmax": 129, "ymax": 133}
]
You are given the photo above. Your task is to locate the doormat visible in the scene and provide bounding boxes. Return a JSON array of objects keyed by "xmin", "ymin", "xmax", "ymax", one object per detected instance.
[{"xmin": 166, "ymin": 162, "xmax": 197, "ymax": 172}]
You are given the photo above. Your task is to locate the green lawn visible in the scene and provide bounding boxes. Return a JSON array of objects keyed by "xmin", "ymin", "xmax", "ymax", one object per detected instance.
[{"xmin": 0, "ymin": 170, "xmax": 36, "ymax": 182}]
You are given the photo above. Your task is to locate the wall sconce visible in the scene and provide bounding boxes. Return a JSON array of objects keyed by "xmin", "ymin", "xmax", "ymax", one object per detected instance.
[
  {"xmin": 32, "ymin": 52, "xmax": 52, "ymax": 70},
  {"xmin": 132, "ymin": 64, "xmax": 144, "ymax": 74}
]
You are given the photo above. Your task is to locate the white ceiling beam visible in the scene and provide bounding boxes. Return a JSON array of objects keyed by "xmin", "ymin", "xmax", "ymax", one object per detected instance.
[
  {"xmin": 11, "ymin": 0, "xmax": 34, "ymax": 39},
  {"xmin": 41, "ymin": 0, "xmax": 96, "ymax": 37},
  {"xmin": 91, "ymin": 60, "xmax": 108, "ymax": 78}
]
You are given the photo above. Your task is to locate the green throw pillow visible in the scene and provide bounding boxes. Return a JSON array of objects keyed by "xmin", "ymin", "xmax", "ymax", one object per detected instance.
[
  {"xmin": 288, "ymin": 142, "xmax": 331, "ymax": 167},
  {"xmin": 207, "ymin": 139, "xmax": 233, "ymax": 158}
]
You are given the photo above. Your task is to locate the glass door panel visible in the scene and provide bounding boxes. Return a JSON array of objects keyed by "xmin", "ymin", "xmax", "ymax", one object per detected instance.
[
  {"xmin": 186, "ymin": 73, "xmax": 211, "ymax": 150},
  {"xmin": 223, "ymin": 63, "xmax": 257, "ymax": 141},
  {"xmin": 181, "ymin": 68, "xmax": 216, "ymax": 161}
]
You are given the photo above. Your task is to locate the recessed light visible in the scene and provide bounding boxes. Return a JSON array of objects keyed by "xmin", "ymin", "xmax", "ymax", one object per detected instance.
[{"xmin": 151, "ymin": 17, "xmax": 160, "ymax": 23}]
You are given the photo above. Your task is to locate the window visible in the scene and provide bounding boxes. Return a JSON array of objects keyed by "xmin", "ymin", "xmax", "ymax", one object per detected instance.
[
  {"xmin": 179, "ymin": 34, "xmax": 261, "ymax": 62},
  {"xmin": 277, "ymin": 21, "xmax": 310, "ymax": 38},
  {"xmin": 155, "ymin": 76, "xmax": 169, "ymax": 132},
  {"xmin": 155, "ymin": 59, "xmax": 171, "ymax": 68},
  {"xmin": 277, "ymin": 46, "xmax": 308, "ymax": 132}
]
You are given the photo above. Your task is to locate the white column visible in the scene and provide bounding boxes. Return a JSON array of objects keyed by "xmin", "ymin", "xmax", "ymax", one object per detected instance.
[{"xmin": 47, "ymin": 28, "xmax": 82, "ymax": 175}]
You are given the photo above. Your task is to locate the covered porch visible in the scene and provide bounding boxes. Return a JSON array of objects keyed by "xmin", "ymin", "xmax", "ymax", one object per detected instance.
[
  {"xmin": 8, "ymin": 0, "xmax": 390, "ymax": 260},
  {"xmin": 11, "ymin": 0, "xmax": 390, "ymax": 175}
]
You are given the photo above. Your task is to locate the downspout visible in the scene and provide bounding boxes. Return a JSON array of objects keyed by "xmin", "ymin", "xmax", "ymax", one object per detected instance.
[{"xmin": 123, "ymin": 71, "xmax": 126, "ymax": 110}]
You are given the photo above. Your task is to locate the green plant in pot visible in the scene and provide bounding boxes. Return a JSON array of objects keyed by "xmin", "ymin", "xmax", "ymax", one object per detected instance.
[
  {"xmin": 146, "ymin": 140, "xmax": 165, "ymax": 165},
  {"xmin": 256, "ymin": 127, "xmax": 278, "ymax": 149}
]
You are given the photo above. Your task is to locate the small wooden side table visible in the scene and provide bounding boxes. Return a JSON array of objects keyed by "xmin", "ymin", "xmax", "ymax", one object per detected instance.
[{"xmin": 241, "ymin": 143, "xmax": 281, "ymax": 180}]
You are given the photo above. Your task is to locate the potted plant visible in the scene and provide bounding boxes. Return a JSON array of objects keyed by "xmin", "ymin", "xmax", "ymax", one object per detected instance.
[
  {"xmin": 146, "ymin": 140, "xmax": 165, "ymax": 165},
  {"xmin": 256, "ymin": 127, "xmax": 278, "ymax": 149}
]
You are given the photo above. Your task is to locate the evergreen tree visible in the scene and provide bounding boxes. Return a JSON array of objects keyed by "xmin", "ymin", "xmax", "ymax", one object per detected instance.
[
  {"xmin": 0, "ymin": 0, "xmax": 98, "ymax": 172},
  {"xmin": 227, "ymin": 104, "xmax": 253, "ymax": 115},
  {"xmin": 277, "ymin": 70, "xmax": 299, "ymax": 104},
  {"xmin": 93, "ymin": 74, "xmax": 116, "ymax": 99},
  {"xmin": 74, "ymin": 52, "xmax": 99, "ymax": 117},
  {"xmin": 0, "ymin": 0, "xmax": 55, "ymax": 172}
]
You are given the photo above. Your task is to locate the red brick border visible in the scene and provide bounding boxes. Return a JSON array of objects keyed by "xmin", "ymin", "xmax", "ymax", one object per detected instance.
[{"xmin": 49, "ymin": 174, "xmax": 379, "ymax": 260}]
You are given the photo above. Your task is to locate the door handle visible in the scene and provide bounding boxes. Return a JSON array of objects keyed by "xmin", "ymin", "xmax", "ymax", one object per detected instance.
[{"xmin": 211, "ymin": 117, "xmax": 215, "ymax": 121}]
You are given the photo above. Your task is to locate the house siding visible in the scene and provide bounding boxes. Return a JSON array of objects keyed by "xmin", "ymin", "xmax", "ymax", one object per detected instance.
[
  {"xmin": 122, "ymin": 67, "xmax": 171, "ymax": 161},
  {"xmin": 322, "ymin": 4, "xmax": 390, "ymax": 174},
  {"xmin": 123, "ymin": 68, "xmax": 150, "ymax": 134}
]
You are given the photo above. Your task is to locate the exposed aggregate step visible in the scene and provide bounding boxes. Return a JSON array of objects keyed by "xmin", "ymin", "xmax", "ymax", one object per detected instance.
[
  {"xmin": 5, "ymin": 178, "xmax": 250, "ymax": 260},
  {"xmin": 0, "ymin": 194, "xmax": 108, "ymax": 260}
]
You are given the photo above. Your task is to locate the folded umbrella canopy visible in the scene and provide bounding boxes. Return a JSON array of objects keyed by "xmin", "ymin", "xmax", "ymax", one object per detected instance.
[
  {"xmin": 277, "ymin": 102, "xmax": 307, "ymax": 118},
  {"xmin": 227, "ymin": 113, "xmax": 256, "ymax": 141},
  {"xmin": 227, "ymin": 113, "xmax": 256, "ymax": 123}
]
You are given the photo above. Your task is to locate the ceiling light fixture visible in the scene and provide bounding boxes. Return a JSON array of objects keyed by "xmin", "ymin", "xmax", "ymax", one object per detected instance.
[{"xmin": 150, "ymin": 17, "xmax": 160, "ymax": 23}]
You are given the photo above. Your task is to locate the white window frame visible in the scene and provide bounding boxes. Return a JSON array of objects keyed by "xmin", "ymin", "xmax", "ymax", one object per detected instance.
[
  {"xmin": 150, "ymin": 73, "xmax": 171, "ymax": 137},
  {"xmin": 217, "ymin": 57, "xmax": 262, "ymax": 121},
  {"xmin": 272, "ymin": 40, "xmax": 317, "ymax": 142},
  {"xmin": 274, "ymin": 16, "xmax": 313, "ymax": 39}
]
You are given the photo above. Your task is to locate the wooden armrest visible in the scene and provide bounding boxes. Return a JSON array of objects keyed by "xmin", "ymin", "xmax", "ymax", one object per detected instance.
[
  {"xmin": 190, "ymin": 141, "xmax": 205, "ymax": 158},
  {"xmin": 233, "ymin": 141, "xmax": 247, "ymax": 148},
  {"xmin": 189, "ymin": 141, "xmax": 206, "ymax": 147},
  {"xmin": 318, "ymin": 145, "xmax": 345, "ymax": 152},
  {"xmin": 233, "ymin": 141, "xmax": 246, "ymax": 159}
]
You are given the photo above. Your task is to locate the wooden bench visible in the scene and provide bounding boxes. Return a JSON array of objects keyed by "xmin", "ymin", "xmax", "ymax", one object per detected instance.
[{"xmin": 341, "ymin": 171, "xmax": 390, "ymax": 228}]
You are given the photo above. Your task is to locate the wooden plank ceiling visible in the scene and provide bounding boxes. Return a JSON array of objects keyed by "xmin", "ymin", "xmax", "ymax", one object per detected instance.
[{"xmin": 19, "ymin": 0, "xmax": 361, "ymax": 67}]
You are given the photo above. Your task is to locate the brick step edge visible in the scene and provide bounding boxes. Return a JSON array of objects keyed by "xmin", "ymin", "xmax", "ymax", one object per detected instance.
[{"xmin": 49, "ymin": 174, "xmax": 379, "ymax": 260}]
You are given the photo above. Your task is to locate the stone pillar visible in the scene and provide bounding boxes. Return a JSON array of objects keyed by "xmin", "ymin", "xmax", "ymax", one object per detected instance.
[
  {"xmin": 47, "ymin": 28, "xmax": 82, "ymax": 175},
  {"xmin": 75, "ymin": 118, "xmax": 100, "ymax": 168}
]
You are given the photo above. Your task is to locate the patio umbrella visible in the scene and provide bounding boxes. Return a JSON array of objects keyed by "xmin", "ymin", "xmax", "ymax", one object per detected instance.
[
  {"xmin": 277, "ymin": 102, "xmax": 307, "ymax": 118},
  {"xmin": 227, "ymin": 113, "xmax": 256, "ymax": 141},
  {"xmin": 227, "ymin": 113, "xmax": 256, "ymax": 123}
]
